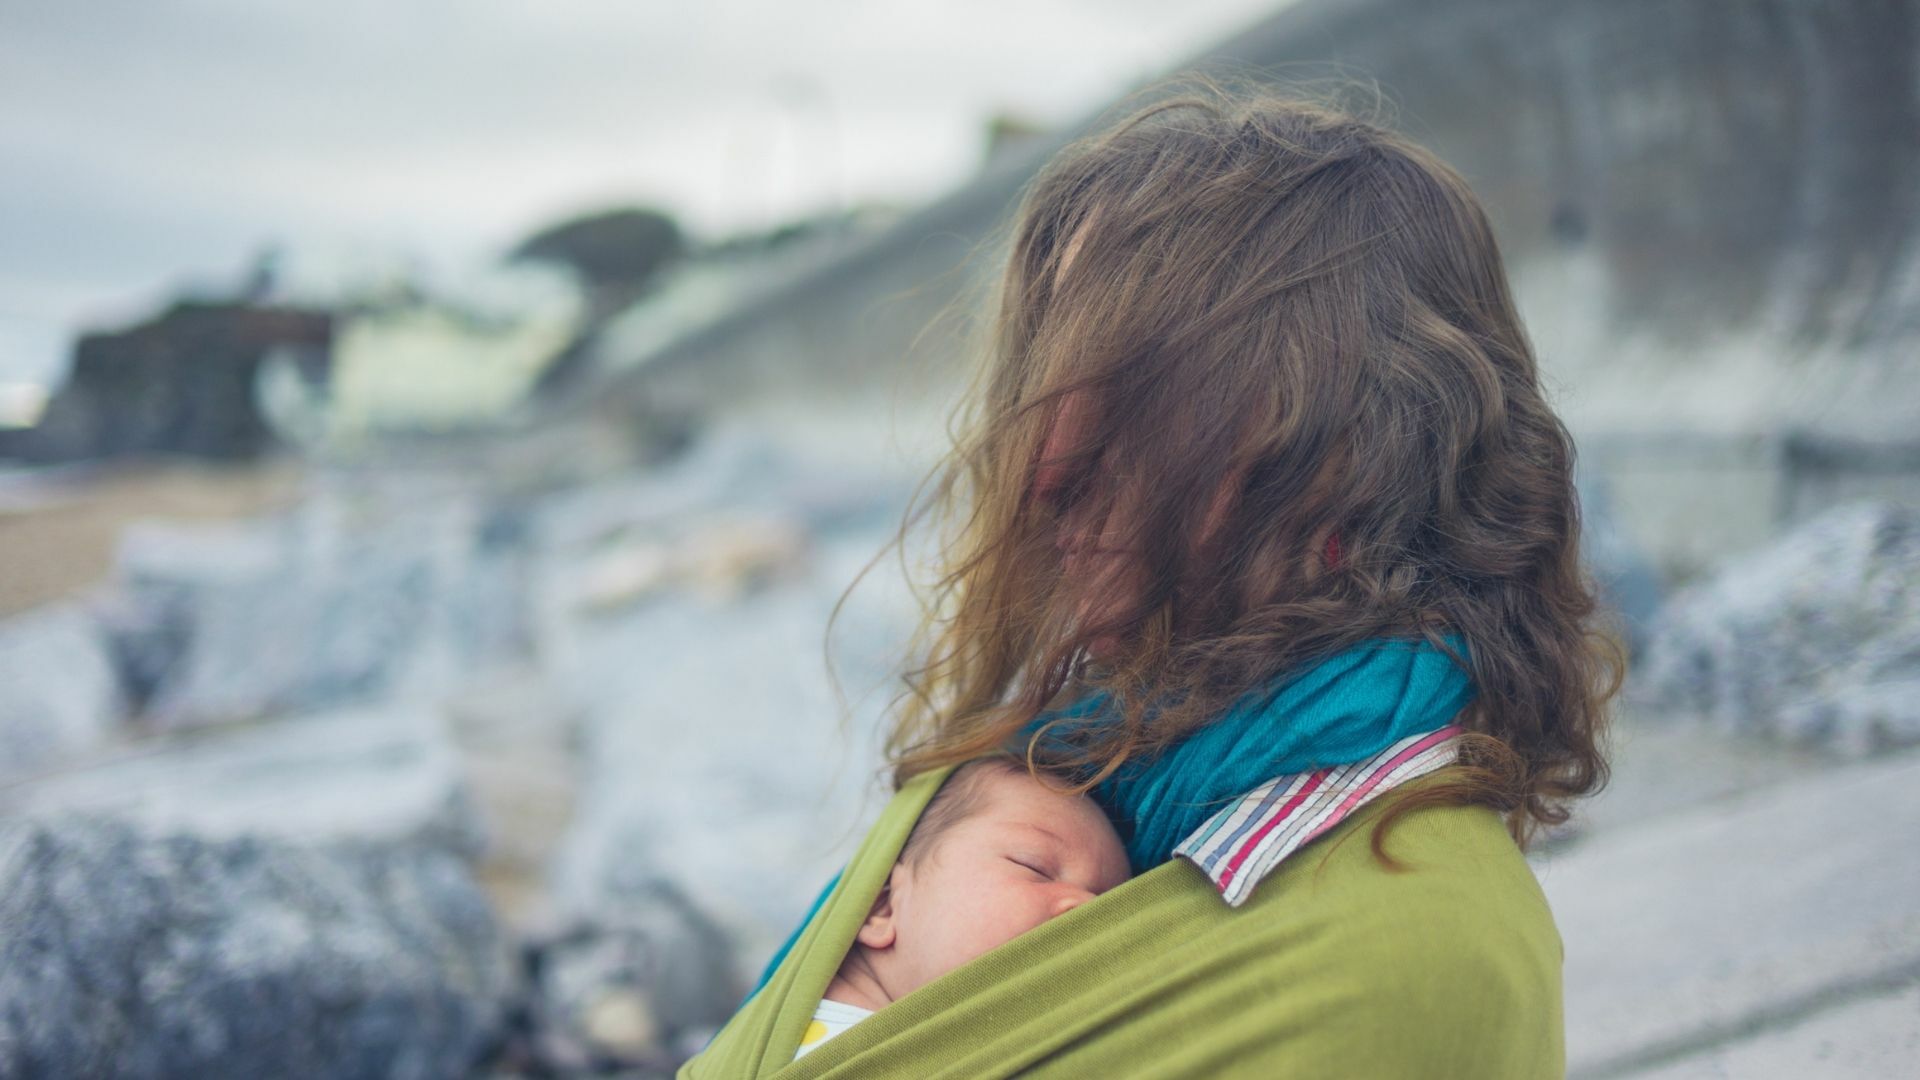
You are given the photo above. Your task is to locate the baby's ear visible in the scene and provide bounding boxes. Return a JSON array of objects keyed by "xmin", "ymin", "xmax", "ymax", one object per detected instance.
[{"xmin": 854, "ymin": 869, "xmax": 900, "ymax": 950}]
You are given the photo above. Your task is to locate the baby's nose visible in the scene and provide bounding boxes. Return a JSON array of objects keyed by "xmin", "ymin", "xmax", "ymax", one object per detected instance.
[{"xmin": 1051, "ymin": 886, "xmax": 1095, "ymax": 917}]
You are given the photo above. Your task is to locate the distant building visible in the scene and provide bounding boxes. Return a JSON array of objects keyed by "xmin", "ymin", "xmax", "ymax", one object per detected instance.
[{"xmin": 0, "ymin": 301, "xmax": 333, "ymax": 464}]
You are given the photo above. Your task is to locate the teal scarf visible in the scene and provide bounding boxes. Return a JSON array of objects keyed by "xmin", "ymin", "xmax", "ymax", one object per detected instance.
[{"xmin": 1029, "ymin": 636, "xmax": 1476, "ymax": 873}]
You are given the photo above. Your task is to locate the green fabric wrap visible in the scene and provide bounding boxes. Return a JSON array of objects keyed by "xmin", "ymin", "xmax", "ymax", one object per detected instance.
[{"xmin": 682, "ymin": 766, "xmax": 1565, "ymax": 1079}]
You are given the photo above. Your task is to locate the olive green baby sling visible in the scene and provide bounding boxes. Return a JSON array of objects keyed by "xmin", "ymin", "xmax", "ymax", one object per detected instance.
[{"xmin": 681, "ymin": 765, "xmax": 1565, "ymax": 1079}]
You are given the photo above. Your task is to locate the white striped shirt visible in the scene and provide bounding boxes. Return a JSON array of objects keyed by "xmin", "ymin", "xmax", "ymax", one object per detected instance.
[{"xmin": 1173, "ymin": 725, "xmax": 1465, "ymax": 907}]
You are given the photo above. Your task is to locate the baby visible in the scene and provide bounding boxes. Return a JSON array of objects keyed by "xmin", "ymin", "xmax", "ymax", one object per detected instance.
[{"xmin": 795, "ymin": 757, "xmax": 1132, "ymax": 1060}]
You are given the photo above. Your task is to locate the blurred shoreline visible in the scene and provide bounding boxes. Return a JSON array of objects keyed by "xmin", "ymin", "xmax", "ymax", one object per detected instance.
[{"xmin": 0, "ymin": 458, "xmax": 305, "ymax": 617}]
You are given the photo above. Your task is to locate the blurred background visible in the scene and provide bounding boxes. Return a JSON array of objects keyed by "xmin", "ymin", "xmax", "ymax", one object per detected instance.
[{"xmin": 2, "ymin": 1, "xmax": 1916, "ymax": 1077}]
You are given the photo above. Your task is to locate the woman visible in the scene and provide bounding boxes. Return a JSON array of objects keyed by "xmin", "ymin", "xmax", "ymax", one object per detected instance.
[{"xmin": 687, "ymin": 79, "xmax": 1620, "ymax": 1078}]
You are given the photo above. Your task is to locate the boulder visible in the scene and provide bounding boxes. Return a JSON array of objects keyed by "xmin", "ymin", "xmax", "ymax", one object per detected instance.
[
  {"xmin": 520, "ymin": 447, "xmax": 923, "ymax": 1074},
  {"xmin": 441, "ymin": 670, "xmax": 585, "ymax": 928},
  {"xmin": 531, "ymin": 516, "xmax": 920, "ymax": 1070},
  {"xmin": 573, "ymin": 513, "xmax": 810, "ymax": 615},
  {"xmin": 0, "ymin": 818, "xmax": 509, "ymax": 1080},
  {"xmin": 0, "ymin": 602, "xmax": 121, "ymax": 782},
  {"xmin": 106, "ymin": 496, "xmax": 529, "ymax": 730},
  {"xmin": 524, "ymin": 880, "xmax": 740, "ymax": 1074},
  {"xmin": 1576, "ymin": 463, "xmax": 1664, "ymax": 652},
  {"xmin": 548, "ymin": 579, "xmax": 897, "ymax": 976},
  {"xmin": 1632, "ymin": 501, "xmax": 1920, "ymax": 754},
  {"xmin": 0, "ymin": 705, "xmax": 481, "ymax": 854}
]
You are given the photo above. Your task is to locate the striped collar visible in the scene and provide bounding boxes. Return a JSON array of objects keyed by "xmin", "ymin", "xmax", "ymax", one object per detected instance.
[{"xmin": 1172, "ymin": 725, "xmax": 1464, "ymax": 907}]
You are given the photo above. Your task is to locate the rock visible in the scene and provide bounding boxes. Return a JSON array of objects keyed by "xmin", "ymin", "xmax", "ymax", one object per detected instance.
[
  {"xmin": 528, "ymin": 428, "xmax": 870, "ymax": 668},
  {"xmin": 530, "ymin": 516, "xmax": 916, "ymax": 1070},
  {"xmin": 531, "ymin": 426, "xmax": 909, "ymax": 560},
  {"xmin": 574, "ymin": 513, "xmax": 810, "ymax": 615},
  {"xmin": 442, "ymin": 670, "xmax": 585, "ymax": 928},
  {"xmin": 0, "ymin": 602, "xmax": 121, "ymax": 782},
  {"xmin": 527, "ymin": 880, "xmax": 740, "ymax": 1074},
  {"xmin": 574, "ymin": 541, "xmax": 676, "ymax": 615},
  {"xmin": 582, "ymin": 988, "xmax": 659, "ymax": 1059},
  {"xmin": 1577, "ymin": 463, "xmax": 1665, "ymax": 652},
  {"xmin": 0, "ymin": 818, "xmax": 510, "ymax": 1080},
  {"xmin": 107, "ymin": 496, "xmax": 529, "ymax": 730},
  {"xmin": 547, "ymin": 578, "xmax": 898, "ymax": 976},
  {"xmin": 1631, "ymin": 502, "xmax": 1920, "ymax": 754},
  {"xmin": 1534, "ymin": 708, "xmax": 1833, "ymax": 853},
  {"xmin": 0, "ymin": 705, "xmax": 481, "ymax": 854},
  {"xmin": 523, "ymin": 448, "xmax": 920, "ymax": 1074},
  {"xmin": 0, "ymin": 300, "xmax": 333, "ymax": 465}
]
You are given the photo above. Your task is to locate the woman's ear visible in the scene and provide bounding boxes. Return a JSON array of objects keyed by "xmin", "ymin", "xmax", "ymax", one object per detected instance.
[{"xmin": 855, "ymin": 872, "xmax": 900, "ymax": 950}]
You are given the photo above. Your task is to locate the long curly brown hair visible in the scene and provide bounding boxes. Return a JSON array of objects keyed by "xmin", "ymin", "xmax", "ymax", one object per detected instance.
[{"xmin": 843, "ymin": 78, "xmax": 1621, "ymax": 856}]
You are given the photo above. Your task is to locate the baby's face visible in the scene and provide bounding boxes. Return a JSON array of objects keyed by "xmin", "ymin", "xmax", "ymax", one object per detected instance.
[{"xmin": 876, "ymin": 767, "xmax": 1131, "ymax": 999}]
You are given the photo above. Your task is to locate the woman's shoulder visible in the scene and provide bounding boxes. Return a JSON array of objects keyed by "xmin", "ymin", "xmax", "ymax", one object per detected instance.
[
  {"xmin": 1229, "ymin": 792, "xmax": 1560, "ymax": 961},
  {"xmin": 1294, "ymin": 791, "xmax": 1549, "ymax": 896},
  {"xmin": 1170, "ymin": 796, "xmax": 1565, "ymax": 1075},
  {"xmin": 1068, "ymin": 796, "xmax": 1564, "ymax": 1077}
]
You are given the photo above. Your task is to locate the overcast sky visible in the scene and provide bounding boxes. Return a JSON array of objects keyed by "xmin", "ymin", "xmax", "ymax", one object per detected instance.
[{"xmin": 0, "ymin": 0, "xmax": 1285, "ymax": 386}]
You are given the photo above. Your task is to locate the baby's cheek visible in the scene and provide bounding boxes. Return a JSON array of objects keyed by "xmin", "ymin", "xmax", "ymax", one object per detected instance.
[
  {"xmin": 940, "ymin": 907, "xmax": 1012, "ymax": 969},
  {"xmin": 1003, "ymin": 892, "xmax": 1065, "ymax": 942},
  {"xmin": 960, "ymin": 893, "xmax": 1043, "ymax": 960}
]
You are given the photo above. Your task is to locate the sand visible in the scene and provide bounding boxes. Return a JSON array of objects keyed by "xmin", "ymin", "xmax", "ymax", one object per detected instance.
[{"xmin": 0, "ymin": 458, "xmax": 304, "ymax": 617}]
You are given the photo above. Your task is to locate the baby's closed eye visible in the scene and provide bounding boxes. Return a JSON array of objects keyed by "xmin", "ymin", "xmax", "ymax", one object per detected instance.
[{"xmin": 1006, "ymin": 855, "xmax": 1052, "ymax": 878}]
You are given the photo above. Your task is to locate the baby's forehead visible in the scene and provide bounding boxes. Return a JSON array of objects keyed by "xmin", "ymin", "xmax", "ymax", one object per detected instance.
[
  {"xmin": 959, "ymin": 772, "xmax": 1110, "ymax": 842},
  {"xmin": 908, "ymin": 761, "xmax": 1121, "ymax": 866}
]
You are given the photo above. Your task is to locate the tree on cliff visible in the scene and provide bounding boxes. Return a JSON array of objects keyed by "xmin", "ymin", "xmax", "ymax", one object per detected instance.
[{"xmin": 508, "ymin": 207, "xmax": 687, "ymax": 322}]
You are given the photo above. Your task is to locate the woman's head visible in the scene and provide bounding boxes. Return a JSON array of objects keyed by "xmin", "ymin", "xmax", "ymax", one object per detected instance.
[{"xmin": 871, "ymin": 78, "xmax": 1619, "ymax": 847}]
